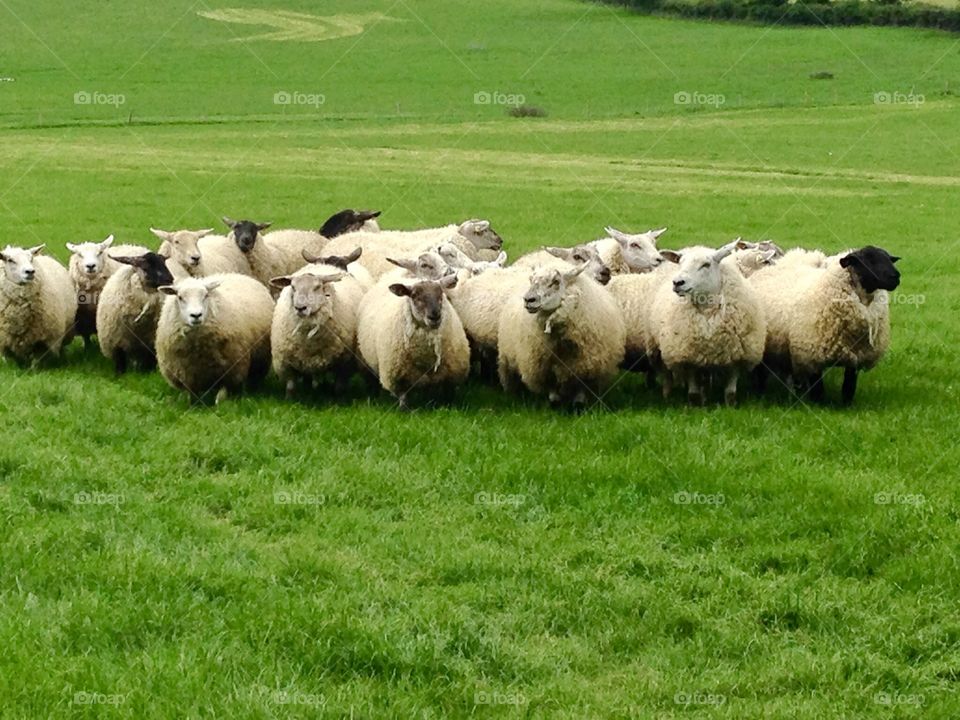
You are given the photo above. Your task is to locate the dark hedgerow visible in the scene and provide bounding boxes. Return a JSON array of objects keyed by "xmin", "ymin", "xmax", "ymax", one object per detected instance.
[
  {"xmin": 508, "ymin": 104, "xmax": 548, "ymax": 118},
  {"xmin": 598, "ymin": 0, "xmax": 960, "ymax": 32}
]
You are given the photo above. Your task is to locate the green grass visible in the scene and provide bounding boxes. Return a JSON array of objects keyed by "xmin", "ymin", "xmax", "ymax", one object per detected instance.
[{"xmin": 1, "ymin": 0, "xmax": 959, "ymax": 716}]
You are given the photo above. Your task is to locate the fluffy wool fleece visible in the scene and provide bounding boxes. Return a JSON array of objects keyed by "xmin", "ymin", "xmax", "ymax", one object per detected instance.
[
  {"xmin": 0, "ymin": 256, "xmax": 76, "ymax": 363},
  {"xmin": 654, "ymin": 259, "xmax": 766, "ymax": 371},
  {"xmin": 789, "ymin": 257, "xmax": 891, "ymax": 374},
  {"xmin": 498, "ymin": 275, "xmax": 625, "ymax": 397},
  {"xmin": 96, "ymin": 266, "xmax": 166, "ymax": 366},
  {"xmin": 270, "ymin": 265, "xmax": 366, "ymax": 380},
  {"xmin": 69, "ymin": 244, "xmax": 148, "ymax": 340},
  {"xmin": 608, "ymin": 262, "xmax": 675, "ymax": 363},
  {"xmin": 357, "ymin": 288, "xmax": 470, "ymax": 398},
  {"xmin": 246, "ymin": 230, "xmax": 327, "ymax": 286},
  {"xmin": 447, "ymin": 268, "xmax": 529, "ymax": 351},
  {"xmin": 156, "ymin": 274, "xmax": 274, "ymax": 396}
]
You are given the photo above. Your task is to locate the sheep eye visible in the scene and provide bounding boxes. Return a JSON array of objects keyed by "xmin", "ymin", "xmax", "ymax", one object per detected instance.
[{"xmin": 700, "ymin": 262, "xmax": 711, "ymax": 269}]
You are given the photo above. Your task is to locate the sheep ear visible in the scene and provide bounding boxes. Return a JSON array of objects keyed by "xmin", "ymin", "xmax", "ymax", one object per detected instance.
[
  {"xmin": 648, "ymin": 227, "xmax": 667, "ymax": 241},
  {"xmin": 360, "ymin": 210, "xmax": 381, "ymax": 221},
  {"xmin": 150, "ymin": 228, "xmax": 171, "ymax": 241},
  {"xmin": 270, "ymin": 276, "xmax": 293, "ymax": 289},
  {"xmin": 544, "ymin": 247, "xmax": 570, "ymax": 260},
  {"xmin": 344, "ymin": 247, "xmax": 362, "ymax": 264},
  {"xmin": 604, "ymin": 227, "xmax": 630, "ymax": 245},
  {"xmin": 66, "ymin": 243, "xmax": 79, "ymax": 253},
  {"xmin": 388, "ymin": 283, "xmax": 411, "ymax": 297},
  {"xmin": 100, "ymin": 235, "xmax": 115, "ymax": 250},
  {"xmin": 660, "ymin": 250, "xmax": 682, "ymax": 264},
  {"xmin": 713, "ymin": 243, "xmax": 736, "ymax": 263},
  {"xmin": 387, "ymin": 257, "xmax": 416, "ymax": 272},
  {"xmin": 495, "ymin": 251, "xmax": 507, "ymax": 266},
  {"xmin": 28, "ymin": 245, "xmax": 45, "ymax": 256},
  {"xmin": 562, "ymin": 264, "xmax": 585, "ymax": 283},
  {"xmin": 761, "ymin": 249, "xmax": 778, "ymax": 263},
  {"xmin": 111, "ymin": 255, "xmax": 144, "ymax": 268},
  {"xmin": 318, "ymin": 272, "xmax": 345, "ymax": 285},
  {"xmin": 301, "ymin": 249, "xmax": 322, "ymax": 264},
  {"xmin": 158, "ymin": 285, "xmax": 177, "ymax": 296},
  {"xmin": 256, "ymin": 222, "xmax": 272, "ymax": 232},
  {"xmin": 735, "ymin": 240, "xmax": 753, "ymax": 251},
  {"xmin": 203, "ymin": 279, "xmax": 222, "ymax": 292},
  {"xmin": 440, "ymin": 274, "xmax": 458, "ymax": 290},
  {"xmin": 197, "ymin": 229, "xmax": 214, "ymax": 239},
  {"xmin": 839, "ymin": 253, "xmax": 859, "ymax": 269},
  {"xmin": 890, "ymin": 255, "xmax": 900, "ymax": 264}
]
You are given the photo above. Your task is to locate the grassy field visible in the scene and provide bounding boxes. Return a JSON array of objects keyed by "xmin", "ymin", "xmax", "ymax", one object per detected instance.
[{"xmin": 1, "ymin": 0, "xmax": 959, "ymax": 717}]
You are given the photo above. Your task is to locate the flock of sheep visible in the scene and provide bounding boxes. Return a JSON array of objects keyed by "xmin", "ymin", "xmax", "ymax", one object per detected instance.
[{"xmin": 0, "ymin": 208, "xmax": 902, "ymax": 409}]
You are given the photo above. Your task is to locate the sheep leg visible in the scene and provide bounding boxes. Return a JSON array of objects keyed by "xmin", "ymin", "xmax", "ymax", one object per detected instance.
[
  {"xmin": 661, "ymin": 370, "xmax": 673, "ymax": 400},
  {"xmin": 112, "ymin": 349, "xmax": 128, "ymax": 376},
  {"xmin": 724, "ymin": 370, "xmax": 738, "ymax": 407},
  {"xmin": 809, "ymin": 373, "xmax": 825, "ymax": 403},
  {"xmin": 333, "ymin": 363, "xmax": 353, "ymax": 396},
  {"xmin": 686, "ymin": 369, "xmax": 705, "ymax": 406},
  {"xmin": 752, "ymin": 365, "xmax": 767, "ymax": 395},
  {"xmin": 841, "ymin": 368, "xmax": 858, "ymax": 405},
  {"xmin": 215, "ymin": 387, "xmax": 229, "ymax": 405},
  {"xmin": 284, "ymin": 378, "xmax": 297, "ymax": 399},
  {"xmin": 396, "ymin": 392, "xmax": 410, "ymax": 412}
]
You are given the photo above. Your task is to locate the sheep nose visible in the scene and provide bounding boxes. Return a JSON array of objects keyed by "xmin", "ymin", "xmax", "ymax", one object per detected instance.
[
  {"xmin": 295, "ymin": 305, "xmax": 308, "ymax": 315},
  {"xmin": 190, "ymin": 255, "xmax": 201, "ymax": 265},
  {"xmin": 23, "ymin": 268, "xmax": 35, "ymax": 277},
  {"xmin": 673, "ymin": 279, "xmax": 685, "ymax": 289},
  {"xmin": 189, "ymin": 312, "xmax": 202, "ymax": 321},
  {"xmin": 85, "ymin": 263, "xmax": 97, "ymax": 272},
  {"xmin": 598, "ymin": 268, "xmax": 611, "ymax": 284}
]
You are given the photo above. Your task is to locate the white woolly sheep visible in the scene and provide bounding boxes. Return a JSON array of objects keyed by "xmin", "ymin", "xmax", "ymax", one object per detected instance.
[
  {"xmin": 497, "ymin": 264, "xmax": 625, "ymax": 410},
  {"xmin": 357, "ymin": 274, "xmax": 469, "ymax": 409},
  {"xmin": 0, "ymin": 245, "xmax": 77, "ymax": 366},
  {"xmin": 151, "ymin": 227, "xmax": 249, "ymax": 278},
  {"xmin": 220, "ymin": 218, "xmax": 328, "ymax": 288},
  {"xmin": 592, "ymin": 226, "xmax": 668, "ymax": 274},
  {"xmin": 156, "ymin": 273, "xmax": 274, "ymax": 404},
  {"xmin": 67, "ymin": 235, "xmax": 149, "ymax": 347},
  {"xmin": 766, "ymin": 246, "xmax": 900, "ymax": 403},
  {"xmin": 96, "ymin": 252, "xmax": 175, "ymax": 373},
  {"xmin": 650, "ymin": 243, "xmax": 766, "ymax": 406},
  {"xmin": 269, "ymin": 263, "xmax": 367, "ymax": 398}
]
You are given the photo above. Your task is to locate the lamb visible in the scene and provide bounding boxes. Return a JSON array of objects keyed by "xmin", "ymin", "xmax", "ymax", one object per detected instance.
[
  {"xmin": 66, "ymin": 235, "xmax": 149, "ymax": 347},
  {"xmin": 322, "ymin": 219, "xmax": 504, "ymax": 280},
  {"xmin": 269, "ymin": 262, "xmax": 367, "ymax": 398},
  {"xmin": 512, "ymin": 244, "xmax": 613, "ymax": 286},
  {"xmin": 357, "ymin": 274, "xmax": 469, "ymax": 409},
  {"xmin": 497, "ymin": 264, "xmax": 625, "ymax": 410},
  {"xmin": 591, "ymin": 226, "xmax": 668, "ymax": 274},
  {"xmin": 95, "ymin": 252, "xmax": 175, "ymax": 374},
  {"xmin": 779, "ymin": 246, "xmax": 900, "ymax": 403},
  {"xmin": 0, "ymin": 245, "xmax": 77, "ymax": 366},
  {"xmin": 156, "ymin": 273, "xmax": 274, "ymax": 404},
  {"xmin": 650, "ymin": 242, "xmax": 766, "ymax": 406},
  {"xmin": 220, "ymin": 217, "xmax": 328, "ymax": 287},
  {"xmin": 150, "ymin": 227, "xmax": 249, "ymax": 278}
]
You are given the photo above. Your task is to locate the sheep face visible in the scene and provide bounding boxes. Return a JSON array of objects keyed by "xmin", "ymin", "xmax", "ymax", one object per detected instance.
[
  {"xmin": 151, "ymin": 228, "xmax": 212, "ymax": 268},
  {"xmin": 0, "ymin": 245, "xmax": 43, "ymax": 285},
  {"xmin": 159, "ymin": 278, "xmax": 222, "ymax": 328},
  {"xmin": 387, "ymin": 252, "xmax": 454, "ymax": 280},
  {"xmin": 545, "ymin": 245, "xmax": 611, "ymax": 285},
  {"xmin": 840, "ymin": 246, "xmax": 901, "ymax": 293},
  {"xmin": 319, "ymin": 209, "xmax": 380, "ymax": 239},
  {"xmin": 112, "ymin": 252, "xmax": 175, "ymax": 290},
  {"xmin": 523, "ymin": 265, "xmax": 585, "ymax": 315},
  {"xmin": 458, "ymin": 219, "xmax": 503, "ymax": 251},
  {"xmin": 389, "ymin": 275, "xmax": 458, "ymax": 330},
  {"xmin": 669, "ymin": 245, "xmax": 735, "ymax": 304},
  {"xmin": 605, "ymin": 226, "xmax": 667, "ymax": 272},
  {"xmin": 436, "ymin": 242, "xmax": 471, "ymax": 269},
  {"xmin": 271, "ymin": 271, "xmax": 344, "ymax": 318},
  {"xmin": 222, "ymin": 217, "xmax": 271, "ymax": 253},
  {"xmin": 734, "ymin": 240, "xmax": 783, "ymax": 277},
  {"xmin": 66, "ymin": 235, "xmax": 114, "ymax": 278}
]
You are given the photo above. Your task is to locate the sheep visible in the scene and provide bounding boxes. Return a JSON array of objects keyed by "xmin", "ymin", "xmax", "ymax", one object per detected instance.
[
  {"xmin": 497, "ymin": 264, "xmax": 625, "ymax": 410},
  {"xmin": 150, "ymin": 227, "xmax": 249, "ymax": 278},
  {"xmin": 269, "ymin": 262, "xmax": 367, "ymax": 399},
  {"xmin": 733, "ymin": 239, "xmax": 784, "ymax": 277},
  {"xmin": 319, "ymin": 209, "xmax": 382, "ymax": 238},
  {"xmin": 156, "ymin": 273, "xmax": 274, "ymax": 404},
  {"xmin": 437, "ymin": 242, "xmax": 507, "ymax": 277},
  {"xmin": 301, "ymin": 247, "xmax": 373, "ymax": 290},
  {"xmin": 95, "ymin": 252, "xmax": 175, "ymax": 374},
  {"xmin": 220, "ymin": 217, "xmax": 328, "ymax": 287},
  {"xmin": 357, "ymin": 274, "xmax": 469, "ymax": 409},
  {"xmin": 66, "ymin": 235, "xmax": 149, "ymax": 348},
  {"xmin": 322, "ymin": 219, "xmax": 504, "ymax": 279},
  {"xmin": 592, "ymin": 226, "xmax": 668, "ymax": 274},
  {"xmin": 512, "ymin": 244, "xmax": 613, "ymax": 286},
  {"xmin": 777, "ymin": 246, "xmax": 900, "ymax": 404},
  {"xmin": 0, "ymin": 245, "xmax": 77, "ymax": 366},
  {"xmin": 650, "ymin": 242, "xmax": 766, "ymax": 406}
]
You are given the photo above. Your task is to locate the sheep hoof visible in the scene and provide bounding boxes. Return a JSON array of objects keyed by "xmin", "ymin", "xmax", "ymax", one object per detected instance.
[
  {"xmin": 215, "ymin": 387, "xmax": 228, "ymax": 405},
  {"xmin": 284, "ymin": 379, "xmax": 296, "ymax": 399},
  {"xmin": 397, "ymin": 394, "xmax": 410, "ymax": 412},
  {"xmin": 725, "ymin": 390, "xmax": 737, "ymax": 407}
]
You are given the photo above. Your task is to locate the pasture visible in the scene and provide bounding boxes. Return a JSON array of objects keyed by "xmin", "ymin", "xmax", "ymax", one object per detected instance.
[{"xmin": 0, "ymin": 0, "xmax": 958, "ymax": 716}]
